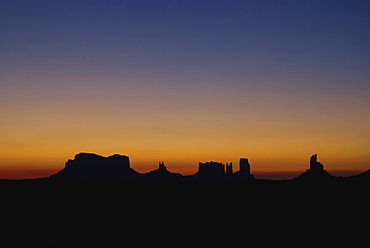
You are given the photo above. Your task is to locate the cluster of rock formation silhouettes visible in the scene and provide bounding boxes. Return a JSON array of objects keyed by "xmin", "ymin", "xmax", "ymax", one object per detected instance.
[
  {"xmin": 45, "ymin": 152, "xmax": 370, "ymax": 182},
  {"xmin": 48, "ymin": 153, "xmax": 256, "ymax": 181}
]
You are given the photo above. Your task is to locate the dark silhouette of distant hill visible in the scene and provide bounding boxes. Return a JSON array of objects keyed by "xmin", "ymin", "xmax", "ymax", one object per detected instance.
[{"xmin": 342, "ymin": 169, "xmax": 370, "ymax": 183}]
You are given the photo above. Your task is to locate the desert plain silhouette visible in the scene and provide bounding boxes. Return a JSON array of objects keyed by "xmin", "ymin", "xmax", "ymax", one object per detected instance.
[{"xmin": 1, "ymin": 153, "xmax": 368, "ymax": 248}]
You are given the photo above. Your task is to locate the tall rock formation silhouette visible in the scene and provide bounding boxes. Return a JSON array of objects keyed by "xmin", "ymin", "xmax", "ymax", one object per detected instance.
[
  {"xmin": 225, "ymin": 162, "xmax": 233, "ymax": 176},
  {"xmin": 233, "ymin": 158, "xmax": 254, "ymax": 180},
  {"xmin": 295, "ymin": 154, "xmax": 333, "ymax": 181},
  {"xmin": 310, "ymin": 154, "xmax": 324, "ymax": 171}
]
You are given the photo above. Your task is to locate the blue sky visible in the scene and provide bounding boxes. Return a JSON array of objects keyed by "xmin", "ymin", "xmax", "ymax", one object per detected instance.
[{"xmin": 1, "ymin": 0, "xmax": 370, "ymax": 178}]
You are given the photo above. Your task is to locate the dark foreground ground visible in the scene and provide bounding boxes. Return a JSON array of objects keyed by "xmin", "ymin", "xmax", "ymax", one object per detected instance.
[{"xmin": 0, "ymin": 179, "xmax": 368, "ymax": 248}]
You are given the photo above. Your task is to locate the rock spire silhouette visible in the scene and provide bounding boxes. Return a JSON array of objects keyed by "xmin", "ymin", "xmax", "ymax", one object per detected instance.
[{"xmin": 294, "ymin": 154, "xmax": 333, "ymax": 181}]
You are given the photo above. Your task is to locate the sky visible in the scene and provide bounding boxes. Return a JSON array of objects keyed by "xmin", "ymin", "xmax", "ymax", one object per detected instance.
[{"xmin": 1, "ymin": 0, "xmax": 370, "ymax": 179}]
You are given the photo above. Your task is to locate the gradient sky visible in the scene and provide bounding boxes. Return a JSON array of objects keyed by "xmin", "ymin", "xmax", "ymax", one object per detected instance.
[{"xmin": 1, "ymin": 0, "xmax": 370, "ymax": 179}]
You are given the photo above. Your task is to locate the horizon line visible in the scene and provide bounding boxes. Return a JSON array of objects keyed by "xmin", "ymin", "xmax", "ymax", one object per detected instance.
[{"xmin": 0, "ymin": 168, "xmax": 367, "ymax": 181}]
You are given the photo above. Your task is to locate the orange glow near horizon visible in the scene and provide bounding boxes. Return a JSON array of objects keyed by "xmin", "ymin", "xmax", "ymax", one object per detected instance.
[
  {"xmin": 1, "ymin": 146, "xmax": 369, "ymax": 179},
  {"xmin": 1, "ymin": 86, "xmax": 370, "ymax": 180},
  {"xmin": 1, "ymin": 56, "xmax": 370, "ymax": 181},
  {"xmin": 2, "ymin": 1, "xmax": 370, "ymax": 180}
]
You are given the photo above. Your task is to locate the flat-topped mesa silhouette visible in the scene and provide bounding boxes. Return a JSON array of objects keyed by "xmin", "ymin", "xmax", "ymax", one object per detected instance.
[
  {"xmin": 233, "ymin": 158, "xmax": 255, "ymax": 180},
  {"xmin": 294, "ymin": 154, "xmax": 333, "ymax": 181},
  {"xmin": 194, "ymin": 161, "xmax": 226, "ymax": 179},
  {"xmin": 193, "ymin": 158, "xmax": 255, "ymax": 180},
  {"xmin": 143, "ymin": 161, "xmax": 182, "ymax": 180},
  {"xmin": 48, "ymin": 153, "xmax": 141, "ymax": 181}
]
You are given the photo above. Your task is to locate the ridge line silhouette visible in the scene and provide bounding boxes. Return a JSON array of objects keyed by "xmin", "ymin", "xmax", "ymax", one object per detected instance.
[{"xmin": 36, "ymin": 153, "xmax": 368, "ymax": 183}]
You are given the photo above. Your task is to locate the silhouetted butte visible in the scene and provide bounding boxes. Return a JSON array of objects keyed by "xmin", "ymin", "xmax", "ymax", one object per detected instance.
[{"xmin": 48, "ymin": 153, "xmax": 140, "ymax": 181}]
